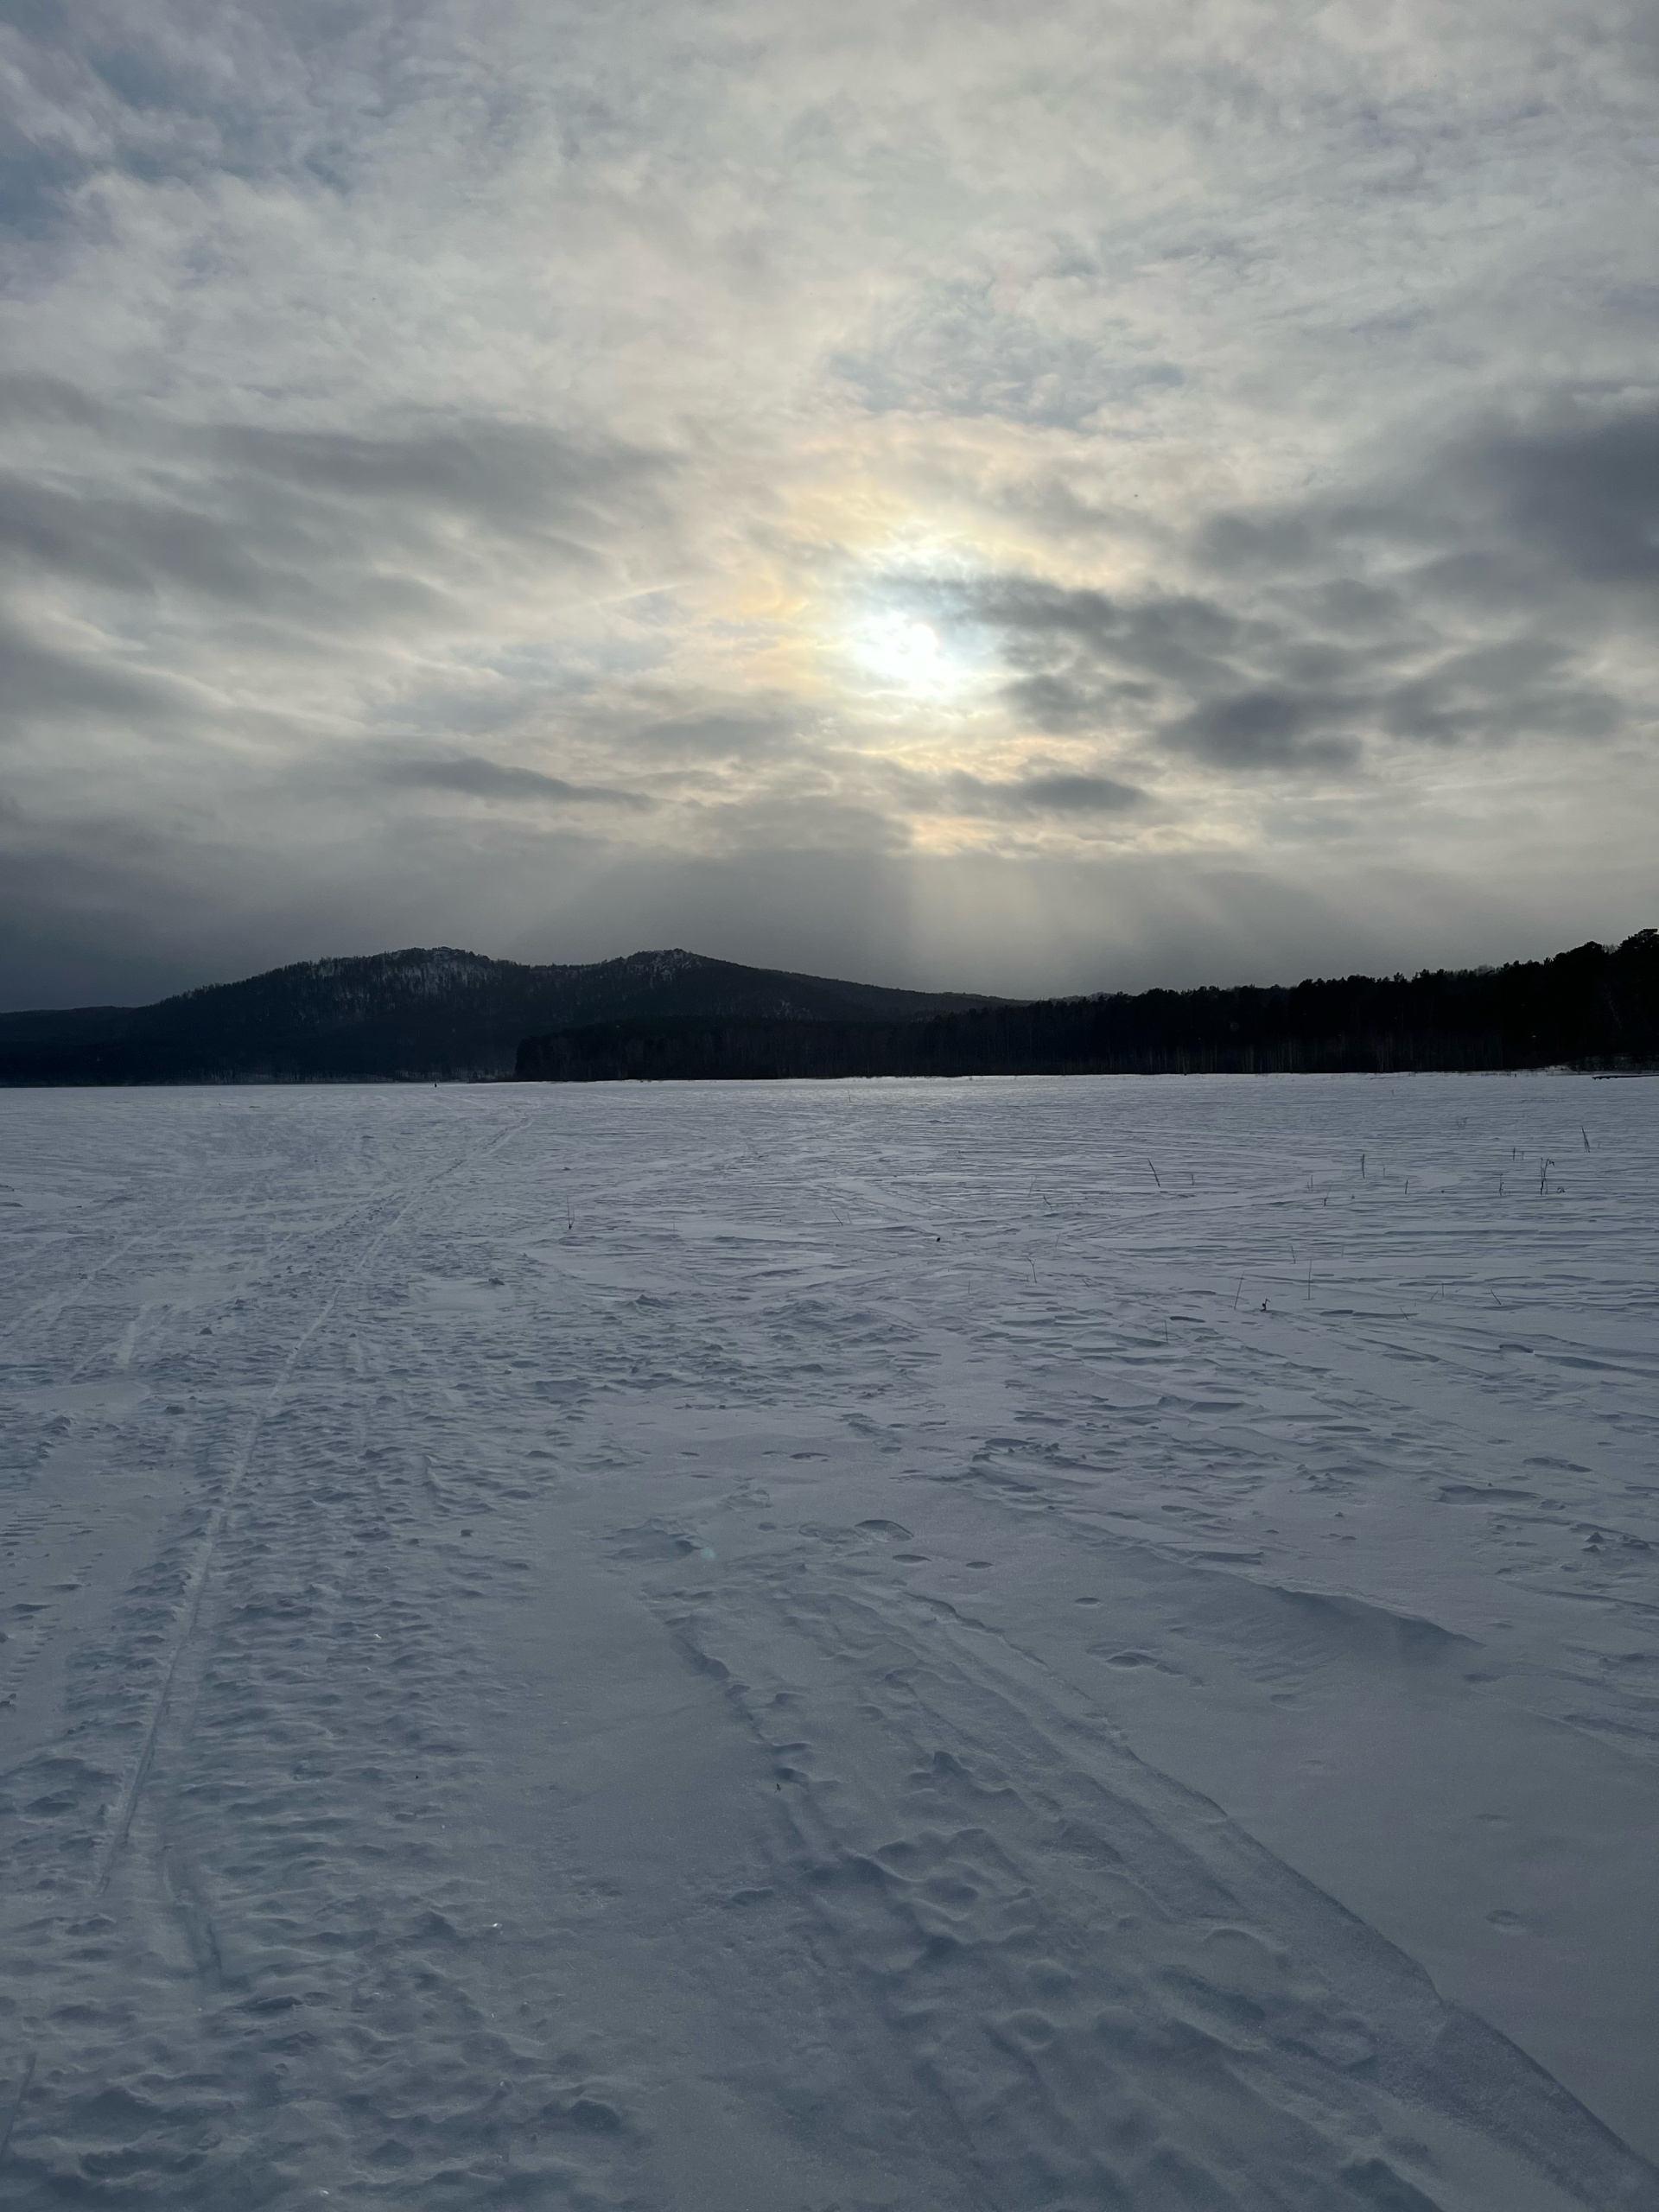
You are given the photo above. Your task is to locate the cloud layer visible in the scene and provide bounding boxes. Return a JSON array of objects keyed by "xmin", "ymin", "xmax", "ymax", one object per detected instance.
[{"xmin": 1, "ymin": 0, "xmax": 1654, "ymax": 1002}]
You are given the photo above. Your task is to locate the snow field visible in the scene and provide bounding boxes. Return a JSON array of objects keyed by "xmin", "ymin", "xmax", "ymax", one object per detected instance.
[{"xmin": 1, "ymin": 1074, "xmax": 1656, "ymax": 2209}]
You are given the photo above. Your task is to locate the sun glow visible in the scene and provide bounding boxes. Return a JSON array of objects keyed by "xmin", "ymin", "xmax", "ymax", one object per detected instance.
[
  {"xmin": 853, "ymin": 613, "xmax": 947, "ymax": 689},
  {"xmin": 842, "ymin": 598, "xmax": 993, "ymax": 706}
]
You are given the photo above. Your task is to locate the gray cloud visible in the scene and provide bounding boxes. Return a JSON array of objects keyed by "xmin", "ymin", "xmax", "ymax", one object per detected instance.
[
  {"xmin": 835, "ymin": 280, "xmax": 1182, "ymax": 429},
  {"xmin": 616, "ymin": 709, "xmax": 798, "ymax": 763},
  {"xmin": 0, "ymin": 0, "xmax": 460, "ymax": 230},
  {"xmin": 1161, "ymin": 691, "xmax": 1360, "ymax": 774},
  {"xmin": 0, "ymin": 0, "xmax": 1654, "ymax": 1004},
  {"xmin": 1203, "ymin": 402, "xmax": 1659, "ymax": 603},
  {"xmin": 1409, "ymin": 406, "xmax": 1659, "ymax": 594},
  {"xmin": 212, "ymin": 418, "xmax": 658, "ymax": 531},
  {"xmin": 0, "ymin": 607, "xmax": 197, "ymax": 728},
  {"xmin": 0, "ymin": 381, "xmax": 676, "ymax": 784},
  {"xmin": 900, "ymin": 399, "xmax": 1654, "ymax": 784},
  {"xmin": 378, "ymin": 753, "xmax": 654, "ymax": 810},
  {"xmin": 938, "ymin": 767, "xmax": 1147, "ymax": 818},
  {"xmin": 956, "ymin": 580, "xmax": 1259, "ymax": 697},
  {"xmin": 0, "ymin": 398, "xmax": 664, "ymax": 610}
]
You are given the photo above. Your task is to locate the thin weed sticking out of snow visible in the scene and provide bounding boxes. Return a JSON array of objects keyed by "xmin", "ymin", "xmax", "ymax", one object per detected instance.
[{"xmin": 0, "ymin": 2050, "xmax": 37, "ymax": 2169}]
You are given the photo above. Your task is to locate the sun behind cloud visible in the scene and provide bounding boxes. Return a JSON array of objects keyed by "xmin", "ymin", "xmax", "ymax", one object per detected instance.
[{"xmin": 849, "ymin": 610, "xmax": 949, "ymax": 692}]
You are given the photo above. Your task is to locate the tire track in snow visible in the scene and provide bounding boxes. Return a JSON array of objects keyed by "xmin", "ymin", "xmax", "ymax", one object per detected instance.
[
  {"xmin": 0, "ymin": 1192, "xmax": 441, "ymax": 2190},
  {"xmin": 645, "ymin": 1550, "xmax": 1659, "ymax": 2211},
  {"xmin": 1, "ymin": 1113, "xmax": 539, "ymax": 2191},
  {"xmin": 92, "ymin": 1116, "xmax": 533, "ymax": 1894},
  {"xmin": 0, "ymin": 1234, "xmax": 139, "ymax": 1350}
]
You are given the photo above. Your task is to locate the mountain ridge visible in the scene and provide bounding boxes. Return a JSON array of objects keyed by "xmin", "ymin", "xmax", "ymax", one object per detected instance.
[{"xmin": 0, "ymin": 946, "xmax": 1002, "ymax": 1084}]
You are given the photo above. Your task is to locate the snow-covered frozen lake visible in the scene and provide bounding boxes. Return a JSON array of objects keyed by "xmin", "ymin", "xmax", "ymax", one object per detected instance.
[{"xmin": 2, "ymin": 1075, "xmax": 1656, "ymax": 2210}]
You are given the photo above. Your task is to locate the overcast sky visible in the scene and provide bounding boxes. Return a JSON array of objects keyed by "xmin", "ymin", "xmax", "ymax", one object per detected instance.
[{"xmin": 1, "ymin": 0, "xmax": 1655, "ymax": 1005}]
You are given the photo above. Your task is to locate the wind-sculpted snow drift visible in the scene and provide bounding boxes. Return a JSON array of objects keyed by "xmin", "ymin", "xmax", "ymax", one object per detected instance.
[{"xmin": 1, "ymin": 1076, "xmax": 1656, "ymax": 2209}]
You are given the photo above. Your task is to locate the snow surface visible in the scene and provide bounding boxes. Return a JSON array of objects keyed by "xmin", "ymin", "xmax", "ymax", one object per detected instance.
[{"xmin": 1, "ymin": 1074, "xmax": 1656, "ymax": 2210}]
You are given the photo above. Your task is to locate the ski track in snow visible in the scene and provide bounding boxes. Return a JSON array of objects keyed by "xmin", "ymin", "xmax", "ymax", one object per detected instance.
[{"xmin": 0, "ymin": 1076, "xmax": 1656, "ymax": 2210}]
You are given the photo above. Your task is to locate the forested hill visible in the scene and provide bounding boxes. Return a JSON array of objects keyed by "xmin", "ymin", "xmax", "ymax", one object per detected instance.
[
  {"xmin": 518, "ymin": 931, "xmax": 1659, "ymax": 1083},
  {"xmin": 0, "ymin": 948, "xmax": 1000, "ymax": 1084}
]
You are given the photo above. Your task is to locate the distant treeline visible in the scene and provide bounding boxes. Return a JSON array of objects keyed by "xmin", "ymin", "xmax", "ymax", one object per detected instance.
[{"xmin": 517, "ymin": 930, "xmax": 1659, "ymax": 1082}]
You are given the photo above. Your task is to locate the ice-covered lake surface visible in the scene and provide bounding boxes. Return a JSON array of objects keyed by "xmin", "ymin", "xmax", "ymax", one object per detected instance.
[{"xmin": 2, "ymin": 1076, "xmax": 1656, "ymax": 2211}]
